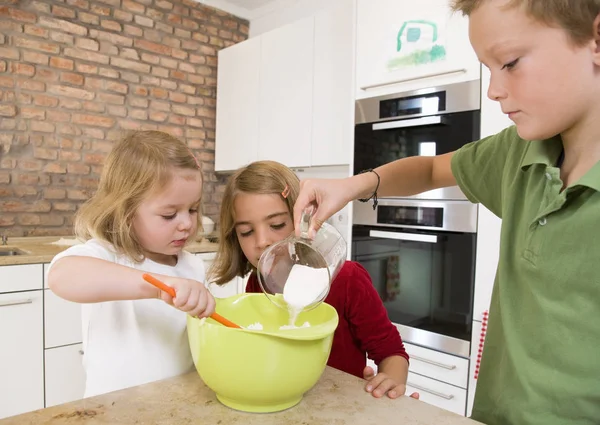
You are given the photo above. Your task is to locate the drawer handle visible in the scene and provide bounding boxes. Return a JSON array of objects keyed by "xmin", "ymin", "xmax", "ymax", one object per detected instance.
[
  {"xmin": 411, "ymin": 355, "xmax": 457, "ymax": 370},
  {"xmin": 407, "ymin": 381, "xmax": 455, "ymax": 400},
  {"xmin": 0, "ymin": 298, "xmax": 33, "ymax": 307}
]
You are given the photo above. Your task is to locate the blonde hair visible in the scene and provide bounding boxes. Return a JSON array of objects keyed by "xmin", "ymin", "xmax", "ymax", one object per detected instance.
[
  {"xmin": 451, "ymin": 0, "xmax": 600, "ymax": 45},
  {"xmin": 211, "ymin": 161, "xmax": 299, "ymax": 285},
  {"xmin": 75, "ymin": 130, "xmax": 203, "ymax": 262}
]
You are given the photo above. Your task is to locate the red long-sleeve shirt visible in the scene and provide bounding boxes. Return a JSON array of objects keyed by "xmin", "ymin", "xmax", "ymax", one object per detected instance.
[{"xmin": 245, "ymin": 261, "xmax": 409, "ymax": 378}]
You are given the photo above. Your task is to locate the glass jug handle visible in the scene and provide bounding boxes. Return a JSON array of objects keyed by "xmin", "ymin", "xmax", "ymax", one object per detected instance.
[{"xmin": 299, "ymin": 205, "xmax": 315, "ymax": 240}]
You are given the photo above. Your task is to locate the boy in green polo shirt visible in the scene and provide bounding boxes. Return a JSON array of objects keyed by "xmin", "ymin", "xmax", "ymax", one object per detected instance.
[{"xmin": 292, "ymin": 1, "xmax": 600, "ymax": 424}]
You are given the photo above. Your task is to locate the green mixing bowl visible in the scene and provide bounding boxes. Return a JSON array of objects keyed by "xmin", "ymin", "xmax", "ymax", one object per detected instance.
[{"xmin": 187, "ymin": 293, "xmax": 338, "ymax": 413}]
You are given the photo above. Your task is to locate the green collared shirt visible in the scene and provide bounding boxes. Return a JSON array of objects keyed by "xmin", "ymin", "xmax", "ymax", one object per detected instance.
[{"xmin": 452, "ymin": 126, "xmax": 600, "ymax": 425}]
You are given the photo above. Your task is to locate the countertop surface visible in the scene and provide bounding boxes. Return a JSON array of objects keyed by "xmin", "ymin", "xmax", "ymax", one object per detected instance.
[
  {"xmin": 0, "ymin": 367, "xmax": 482, "ymax": 425},
  {"xmin": 0, "ymin": 236, "xmax": 219, "ymax": 266}
]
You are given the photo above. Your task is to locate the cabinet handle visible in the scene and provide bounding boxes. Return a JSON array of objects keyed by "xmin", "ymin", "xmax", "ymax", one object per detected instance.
[
  {"xmin": 360, "ymin": 68, "xmax": 467, "ymax": 91},
  {"xmin": 78, "ymin": 350, "xmax": 84, "ymax": 355},
  {"xmin": 0, "ymin": 298, "xmax": 33, "ymax": 307},
  {"xmin": 411, "ymin": 355, "xmax": 457, "ymax": 370},
  {"xmin": 407, "ymin": 381, "xmax": 454, "ymax": 400}
]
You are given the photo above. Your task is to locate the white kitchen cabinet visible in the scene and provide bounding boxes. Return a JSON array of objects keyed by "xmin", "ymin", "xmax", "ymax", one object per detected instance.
[
  {"xmin": 44, "ymin": 289, "xmax": 82, "ymax": 348},
  {"xmin": 215, "ymin": 37, "xmax": 261, "ymax": 172},
  {"xmin": 311, "ymin": 0, "xmax": 354, "ymax": 166},
  {"xmin": 258, "ymin": 16, "xmax": 314, "ymax": 168},
  {"xmin": 0, "ymin": 264, "xmax": 43, "ymax": 293},
  {"xmin": 356, "ymin": 0, "xmax": 480, "ymax": 99},
  {"xmin": 406, "ymin": 372, "xmax": 467, "ymax": 416},
  {"xmin": 215, "ymin": 1, "xmax": 354, "ymax": 171},
  {"xmin": 0, "ymin": 290, "xmax": 44, "ymax": 419},
  {"xmin": 44, "ymin": 343, "xmax": 85, "ymax": 407}
]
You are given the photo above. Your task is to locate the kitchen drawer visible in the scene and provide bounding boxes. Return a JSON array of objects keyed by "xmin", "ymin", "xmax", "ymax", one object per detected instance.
[
  {"xmin": 406, "ymin": 371, "xmax": 466, "ymax": 416},
  {"xmin": 0, "ymin": 290, "xmax": 44, "ymax": 419},
  {"xmin": 44, "ymin": 289, "xmax": 82, "ymax": 348},
  {"xmin": 45, "ymin": 343, "xmax": 85, "ymax": 407},
  {"xmin": 405, "ymin": 342, "xmax": 469, "ymax": 389},
  {"xmin": 0, "ymin": 264, "xmax": 43, "ymax": 293}
]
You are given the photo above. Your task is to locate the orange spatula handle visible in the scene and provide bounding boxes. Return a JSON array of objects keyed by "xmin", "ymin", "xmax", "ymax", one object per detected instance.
[
  {"xmin": 210, "ymin": 312, "xmax": 241, "ymax": 329},
  {"xmin": 143, "ymin": 273, "xmax": 175, "ymax": 297},
  {"xmin": 142, "ymin": 273, "xmax": 242, "ymax": 329}
]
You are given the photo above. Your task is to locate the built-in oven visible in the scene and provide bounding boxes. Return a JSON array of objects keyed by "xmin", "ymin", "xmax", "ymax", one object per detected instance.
[
  {"xmin": 354, "ymin": 79, "xmax": 480, "ymax": 200},
  {"xmin": 351, "ymin": 80, "xmax": 481, "ymax": 358},
  {"xmin": 352, "ymin": 199, "xmax": 477, "ymax": 358}
]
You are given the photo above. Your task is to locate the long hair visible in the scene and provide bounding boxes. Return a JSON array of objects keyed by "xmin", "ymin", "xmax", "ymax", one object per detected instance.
[
  {"xmin": 75, "ymin": 130, "xmax": 203, "ymax": 262},
  {"xmin": 211, "ymin": 161, "xmax": 299, "ymax": 285}
]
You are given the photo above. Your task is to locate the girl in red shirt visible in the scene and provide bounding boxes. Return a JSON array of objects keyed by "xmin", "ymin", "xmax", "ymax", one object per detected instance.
[{"xmin": 211, "ymin": 160, "xmax": 417, "ymax": 400}]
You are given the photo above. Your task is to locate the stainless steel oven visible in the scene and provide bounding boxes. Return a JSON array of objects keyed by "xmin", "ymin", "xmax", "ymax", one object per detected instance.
[
  {"xmin": 354, "ymin": 79, "xmax": 480, "ymax": 201},
  {"xmin": 352, "ymin": 199, "xmax": 477, "ymax": 358}
]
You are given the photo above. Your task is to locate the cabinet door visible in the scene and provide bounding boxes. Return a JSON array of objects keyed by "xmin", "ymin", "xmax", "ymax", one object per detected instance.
[
  {"xmin": 258, "ymin": 16, "xmax": 314, "ymax": 168},
  {"xmin": 356, "ymin": 0, "xmax": 480, "ymax": 98},
  {"xmin": 215, "ymin": 37, "xmax": 261, "ymax": 172},
  {"xmin": 311, "ymin": 0, "xmax": 354, "ymax": 166},
  {"xmin": 0, "ymin": 291, "xmax": 44, "ymax": 419},
  {"xmin": 0, "ymin": 264, "xmax": 43, "ymax": 293},
  {"xmin": 45, "ymin": 344, "xmax": 85, "ymax": 407},
  {"xmin": 44, "ymin": 289, "xmax": 82, "ymax": 348}
]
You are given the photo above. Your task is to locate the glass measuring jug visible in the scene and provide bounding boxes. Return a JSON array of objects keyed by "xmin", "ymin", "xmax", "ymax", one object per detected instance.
[{"xmin": 257, "ymin": 208, "xmax": 348, "ymax": 314}]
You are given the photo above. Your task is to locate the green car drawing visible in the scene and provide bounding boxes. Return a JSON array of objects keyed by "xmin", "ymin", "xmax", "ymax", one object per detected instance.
[{"xmin": 387, "ymin": 19, "xmax": 447, "ymax": 70}]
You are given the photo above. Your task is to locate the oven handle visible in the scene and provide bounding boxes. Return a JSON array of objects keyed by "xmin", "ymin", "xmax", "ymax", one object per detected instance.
[
  {"xmin": 369, "ymin": 230, "xmax": 438, "ymax": 244},
  {"xmin": 372, "ymin": 115, "xmax": 443, "ymax": 131}
]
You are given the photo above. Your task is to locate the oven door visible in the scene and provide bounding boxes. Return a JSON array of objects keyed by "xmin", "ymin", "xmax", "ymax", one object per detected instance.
[
  {"xmin": 354, "ymin": 110, "xmax": 479, "ymax": 201},
  {"xmin": 351, "ymin": 225, "xmax": 476, "ymax": 344}
]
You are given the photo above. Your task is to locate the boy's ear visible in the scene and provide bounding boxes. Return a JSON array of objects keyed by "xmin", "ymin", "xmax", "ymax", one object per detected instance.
[{"xmin": 593, "ymin": 13, "xmax": 600, "ymax": 57}]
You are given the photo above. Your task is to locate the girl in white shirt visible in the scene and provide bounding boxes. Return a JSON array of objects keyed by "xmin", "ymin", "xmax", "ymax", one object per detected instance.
[{"xmin": 47, "ymin": 130, "xmax": 214, "ymax": 398}]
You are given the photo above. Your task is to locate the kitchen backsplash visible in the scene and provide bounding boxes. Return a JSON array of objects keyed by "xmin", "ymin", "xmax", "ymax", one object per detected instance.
[{"xmin": 0, "ymin": 0, "xmax": 249, "ymax": 237}]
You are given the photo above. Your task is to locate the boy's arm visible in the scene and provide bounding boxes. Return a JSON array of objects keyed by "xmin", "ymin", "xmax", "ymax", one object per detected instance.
[
  {"xmin": 363, "ymin": 152, "xmax": 457, "ymax": 199},
  {"xmin": 294, "ymin": 153, "xmax": 457, "ymax": 235}
]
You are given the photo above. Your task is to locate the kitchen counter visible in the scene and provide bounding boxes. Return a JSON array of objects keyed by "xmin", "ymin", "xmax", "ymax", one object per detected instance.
[
  {"xmin": 0, "ymin": 236, "xmax": 219, "ymax": 266},
  {"xmin": 0, "ymin": 367, "xmax": 482, "ymax": 425}
]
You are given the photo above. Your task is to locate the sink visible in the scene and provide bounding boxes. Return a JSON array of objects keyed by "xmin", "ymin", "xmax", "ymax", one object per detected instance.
[{"xmin": 0, "ymin": 248, "xmax": 26, "ymax": 256}]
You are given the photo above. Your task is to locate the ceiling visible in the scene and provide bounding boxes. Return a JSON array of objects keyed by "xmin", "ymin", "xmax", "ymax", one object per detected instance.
[{"xmin": 196, "ymin": 0, "xmax": 282, "ymax": 20}]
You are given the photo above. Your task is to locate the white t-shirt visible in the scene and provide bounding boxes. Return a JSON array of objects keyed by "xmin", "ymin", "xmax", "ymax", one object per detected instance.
[{"xmin": 47, "ymin": 239, "xmax": 205, "ymax": 398}]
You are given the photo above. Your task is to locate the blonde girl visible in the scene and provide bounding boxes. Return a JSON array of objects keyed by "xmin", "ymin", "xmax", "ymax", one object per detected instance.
[
  {"xmin": 212, "ymin": 160, "xmax": 417, "ymax": 400},
  {"xmin": 48, "ymin": 131, "xmax": 214, "ymax": 398}
]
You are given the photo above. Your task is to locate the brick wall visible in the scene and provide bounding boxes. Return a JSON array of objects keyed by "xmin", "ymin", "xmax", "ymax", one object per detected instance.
[{"xmin": 0, "ymin": 0, "xmax": 248, "ymax": 237}]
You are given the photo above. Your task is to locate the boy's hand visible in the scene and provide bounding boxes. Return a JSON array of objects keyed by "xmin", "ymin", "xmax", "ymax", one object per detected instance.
[
  {"xmin": 159, "ymin": 276, "xmax": 215, "ymax": 318},
  {"xmin": 363, "ymin": 366, "xmax": 420, "ymax": 400}
]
